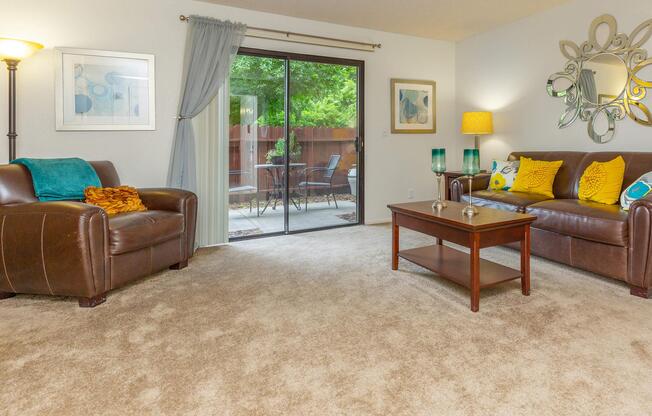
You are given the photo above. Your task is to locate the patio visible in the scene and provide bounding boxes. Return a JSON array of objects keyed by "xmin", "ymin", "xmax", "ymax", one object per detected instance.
[{"xmin": 229, "ymin": 194, "xmax": 357, "ymax": 238}]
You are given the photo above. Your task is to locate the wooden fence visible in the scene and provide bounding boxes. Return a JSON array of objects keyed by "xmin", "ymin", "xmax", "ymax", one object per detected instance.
[{"xmin": 229, "ymin": 126, "xmax": 357, "ymax": 195}]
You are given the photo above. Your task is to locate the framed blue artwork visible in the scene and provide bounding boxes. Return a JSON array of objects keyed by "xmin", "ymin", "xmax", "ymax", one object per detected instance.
[
  {"xmin": 55, "ymin": 48, "xmax": 155, "ymax": 130},
  {"xmin": 390, "ymin": 78, "xmax": 436, "ymax": 134}
]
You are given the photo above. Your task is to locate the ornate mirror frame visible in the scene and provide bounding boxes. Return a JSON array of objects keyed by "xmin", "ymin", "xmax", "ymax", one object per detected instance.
[{"xmin": 547, "ymin": 14, "xmax": 652, "ymax": 143}]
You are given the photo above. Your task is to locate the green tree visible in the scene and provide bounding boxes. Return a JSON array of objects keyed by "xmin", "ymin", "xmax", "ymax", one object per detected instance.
[{"xmin": 229, "ymin": 55, "xmax": 357, "ymax": 128}]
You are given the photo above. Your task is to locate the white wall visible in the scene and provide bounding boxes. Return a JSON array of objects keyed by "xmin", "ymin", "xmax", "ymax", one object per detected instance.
[
  {"xmin": 0, "ymin": 0, "xmax": 457, "ymax": 223},
  {"xmin": 456, "ymin": 0, "xmax": 652, "ymax": 169}
]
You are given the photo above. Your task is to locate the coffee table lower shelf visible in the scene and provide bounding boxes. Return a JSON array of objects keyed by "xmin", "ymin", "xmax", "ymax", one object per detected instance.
[{"xmin": 398, "ymin": 245, "xmax": 522, "ymax": 289}]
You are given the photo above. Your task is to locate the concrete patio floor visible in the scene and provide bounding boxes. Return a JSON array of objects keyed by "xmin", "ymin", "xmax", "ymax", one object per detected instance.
[{"xmin": 229, "ymin": 199, "xmax": 357, "ymax": 238}]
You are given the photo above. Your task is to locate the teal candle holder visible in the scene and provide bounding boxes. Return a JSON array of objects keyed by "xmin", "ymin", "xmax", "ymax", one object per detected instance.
[
  {"xmin": 462, "ymin": 148, "xmax": 480, "ymax": 176},
  {"xmin": 462, "ymin": 148, "xmax": 480, "ymax": 217},
  {"xmin": 431, "ymin": 148, "xmax": 446, "ymax": 173},
  {"xmin": 431, "ymin": 148, "xmax": 447, "ymax": 211}
]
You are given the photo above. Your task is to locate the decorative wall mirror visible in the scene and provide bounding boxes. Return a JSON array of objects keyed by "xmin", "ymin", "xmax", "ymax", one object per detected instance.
[{"xmin": 547, "ymin": 14, "xmax": 652, "ymax": 143}]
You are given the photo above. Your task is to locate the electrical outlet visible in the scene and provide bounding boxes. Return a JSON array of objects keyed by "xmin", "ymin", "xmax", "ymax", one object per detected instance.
[{"xmin": 408, "ymin": 188, "xmax": 415, "ymax": 199}]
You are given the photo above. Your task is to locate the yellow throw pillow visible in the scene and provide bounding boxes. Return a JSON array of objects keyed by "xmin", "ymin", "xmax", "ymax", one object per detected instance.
[
  {"xmin": 578, "ymin": 156, "xmax": 625, "ymax": 204},
  {"xmin": 84, "ymin": 186, "xmax": 147, "ymax": 215},
  {"xmin": 509, "ymin": 157, "xmax": 563, "ymax": 198}
]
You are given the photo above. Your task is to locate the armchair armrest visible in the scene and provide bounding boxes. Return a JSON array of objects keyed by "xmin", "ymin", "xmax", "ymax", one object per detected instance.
[
  {"xmin": 138, "ymin": 188, "xmax": 197, "ymax": 213},
  {"xmin": 138, "ymin": 188, "xmax": 198, "ymax": 258},
  {"xmin": 628, "ymin": 195, "xmax": 652, "ymax": 297},
  {"xmin": 1, "ymin": 200, "xmax": 104, "ymax": 217},
  {"xmin": 450, "ymin": 174, "xmax": 491, "ymax": 202},
  {"xmin": 0, "ymin": 202, "xmax": 109, "ymax": 298}
]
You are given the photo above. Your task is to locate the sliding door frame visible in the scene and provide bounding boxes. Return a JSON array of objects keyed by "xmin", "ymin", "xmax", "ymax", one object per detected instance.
[{"xmin": 230, "ymin": 47, "xmax": 365, "ymax": 241}]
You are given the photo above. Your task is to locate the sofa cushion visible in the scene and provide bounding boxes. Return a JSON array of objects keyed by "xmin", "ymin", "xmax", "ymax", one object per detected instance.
[
  {"xmin": 85, "ymin": 186, "xmax": 148, "ymax": 215},
  {"xmin": 510, "ymin": 157, "xmax": 563, "ymax": 198},
  {"xmin": 621, "ymin": 171, "xmax": 652, "ymax": 210},
  {"xmin": 461, "ymin": 190, "xmax": 551, "ymax": 213},
  {"xmin": 508, "ymin": 152, "xmax": 586, "ymax": 199},
  {"xmin": 488, "ymin": 159, "xmax": 520, "ymax": 191},
  {"xmin": 109, "ymin": 210, "xmax": 184, "ymax": 255},
  {"xmin": 527, "ymin": 199, "xmax": 628, "ymax": 246},
  {"xmin": 578, "ymin": 155, "xmax": 625, "ymax": 205}
]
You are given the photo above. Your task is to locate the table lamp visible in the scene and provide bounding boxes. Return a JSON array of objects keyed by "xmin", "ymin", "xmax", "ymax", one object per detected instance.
[
  {"xmin": 431, "ymin": 148, "xmax": 447, "ymax": 211},
  {"xmin": 0, "ymin": 37, "xmax": 43, "ymax": 162},
  {"xmin": 461, "ymin": 148, "xmax": 480, "ymax": 217},
  {"xmin": 461, "ymin": 111, "xmax": 493, "ymax": 149}
]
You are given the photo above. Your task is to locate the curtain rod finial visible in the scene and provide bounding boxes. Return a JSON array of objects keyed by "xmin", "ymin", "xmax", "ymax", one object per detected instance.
[{"xmin": 179, "ymin": 15, "xmax": 189, "ymax": 22}]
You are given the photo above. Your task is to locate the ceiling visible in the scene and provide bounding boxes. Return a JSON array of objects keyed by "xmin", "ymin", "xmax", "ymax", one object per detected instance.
[{"xmin": 200, "ymin": 0, "xmax": 571, "ymax": 41}]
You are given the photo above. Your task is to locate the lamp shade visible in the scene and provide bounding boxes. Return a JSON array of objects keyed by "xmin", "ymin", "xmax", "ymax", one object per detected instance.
[
  {"xmin": 461, "ymin": 111, "xmax": 493, "ymax": 135},
  {"xmin": 0, "ymin": 38, "xmax": 43, "ymax": 61}
]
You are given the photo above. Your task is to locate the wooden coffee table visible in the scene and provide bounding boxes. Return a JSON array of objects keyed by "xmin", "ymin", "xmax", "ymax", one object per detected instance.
[{"xmin": 387, "ymin": 200, "xmax": 537, "ymax": 312}]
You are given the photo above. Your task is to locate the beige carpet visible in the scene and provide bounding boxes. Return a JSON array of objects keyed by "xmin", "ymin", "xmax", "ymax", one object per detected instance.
[{"xmin": 1, "ymin": 224, "xmax": 651, "ymax": 415}]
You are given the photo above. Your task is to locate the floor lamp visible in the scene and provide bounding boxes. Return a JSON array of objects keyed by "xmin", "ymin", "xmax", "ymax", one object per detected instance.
[{"xmin": 0, "ymin": 38, "xmax": 43, "ymax": 162}]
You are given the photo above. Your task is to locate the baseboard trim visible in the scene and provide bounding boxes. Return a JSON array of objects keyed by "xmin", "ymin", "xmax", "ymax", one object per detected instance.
[{"xmin": 365, "ymin": 218, "xmax": 391, "ymax": 225}]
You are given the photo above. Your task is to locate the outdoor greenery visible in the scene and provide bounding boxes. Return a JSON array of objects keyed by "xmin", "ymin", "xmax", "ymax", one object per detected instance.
[
  {"xmin": 265, "ymin": 133, "xmax": 302, "ymax": 163},
  {"xmin": 229, "ymin": 55, "xmax": 357, "ymax": 128}
]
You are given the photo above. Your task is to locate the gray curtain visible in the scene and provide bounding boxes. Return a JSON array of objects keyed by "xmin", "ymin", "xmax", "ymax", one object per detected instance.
[
  {"xmin": 167, "ymin": 16, "xmax": 246, "ymax": 191},
  {"xmin": 579, "ymin": 69, "xmax": 597, "ymax": 104}
]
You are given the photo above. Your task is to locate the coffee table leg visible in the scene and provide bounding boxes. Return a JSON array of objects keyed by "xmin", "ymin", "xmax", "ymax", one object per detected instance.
[
  {"xmin": 470, "ymin": 233, "xmax": 480, "ymax": 312},
  {"xmin": 521, "ymin": 224, "xmax": 531, "ymax": 296},
  {"xmin": 392, "ymin": 212, "xmax": 399, "ymax": 270}
]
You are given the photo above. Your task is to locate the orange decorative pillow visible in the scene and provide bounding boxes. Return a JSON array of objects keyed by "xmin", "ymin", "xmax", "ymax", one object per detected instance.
[{"xmin": 84, "ymin": 186, "xmax": 147, "ymax": 215}]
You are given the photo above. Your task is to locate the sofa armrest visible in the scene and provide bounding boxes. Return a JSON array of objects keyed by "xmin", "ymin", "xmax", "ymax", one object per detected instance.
[
  {"xmin": 138, "ymin": 188, "xmax": 198, "ymax": 257},
  {"xmin": 628, "ymin": 195, "xmax": 652, "ymax": 295},
  {"xmin": 0, "ymin": 202, "xmax": 109, "ymax": 297},
  {"xmin": 450, "ymin": 174, "xmax": 491, "ymax": 202}
]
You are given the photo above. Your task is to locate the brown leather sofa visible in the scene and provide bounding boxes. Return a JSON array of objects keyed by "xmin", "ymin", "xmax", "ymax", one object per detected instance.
[
  {"xmin": 451, "ymin": 151, "xmax": 652, "ymax": 299},
  {"xmin": 0, "ymin": 161, "xmax": 197, "ymax": 307}
]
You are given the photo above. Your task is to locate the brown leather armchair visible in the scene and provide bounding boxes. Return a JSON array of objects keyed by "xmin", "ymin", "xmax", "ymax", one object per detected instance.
[{"xmin": 0, "ymin": 161, "xmax": 197, "ymax": 307}]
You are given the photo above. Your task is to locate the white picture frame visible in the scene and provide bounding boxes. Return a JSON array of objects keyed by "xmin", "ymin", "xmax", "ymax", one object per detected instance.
[{"xmin": 54, "ymin": 48, "xmax": 155, "ymax": 131}]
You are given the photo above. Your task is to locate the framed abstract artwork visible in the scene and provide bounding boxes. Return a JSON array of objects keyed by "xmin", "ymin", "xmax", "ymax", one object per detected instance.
[
  {"xmin": 54, "ymin": 48, "xmax": 155, "ymax": 130},
  {"xmin": 390, "ymin": 78, "xmax": 436, "ymax": 134}
]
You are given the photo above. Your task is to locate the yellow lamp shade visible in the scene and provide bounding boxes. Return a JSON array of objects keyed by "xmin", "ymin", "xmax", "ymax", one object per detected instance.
[
  {"xmin": 0, "ymin": 38, "xmax": 43, "ymax": 61},
  {"xmin": 461, "ymin": 111, "xmax": 493, "ymax": 135}
]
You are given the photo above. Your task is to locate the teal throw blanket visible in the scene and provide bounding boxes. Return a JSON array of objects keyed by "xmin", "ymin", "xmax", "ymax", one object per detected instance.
[{"xmin": 11, "ymin": 158, "xmax": 102, "ymax": 201}]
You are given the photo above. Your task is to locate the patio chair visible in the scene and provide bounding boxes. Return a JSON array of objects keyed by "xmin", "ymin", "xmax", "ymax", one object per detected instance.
[
  {"xmin": 299, "ymin": 154, "xmax": 341, "ymax": 211},
  {"xmin": 229, "ymin": 170, "xmax": 258, "ymax": 214}
]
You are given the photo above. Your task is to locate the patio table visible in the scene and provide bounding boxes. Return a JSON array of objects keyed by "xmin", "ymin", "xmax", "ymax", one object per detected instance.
[{"xmin": 255, "ymin": 163, "xmax": 306, "ymax": 215}]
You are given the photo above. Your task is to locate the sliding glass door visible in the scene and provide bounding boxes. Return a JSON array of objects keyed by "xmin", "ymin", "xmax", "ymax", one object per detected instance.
[
  {"xmin": 288, "ymin": 60, "xmax": 360, "ymax": 231},
  {"xmin": 227, "ymin": 49, "xmax": 364, "ymax": 240},
  {"xmin": 228, "ymin": 54, "xmax": 286, "ymax": 237}
]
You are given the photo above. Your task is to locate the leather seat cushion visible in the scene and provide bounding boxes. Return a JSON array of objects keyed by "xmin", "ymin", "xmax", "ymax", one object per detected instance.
[
  {"xmin": 461, "ymin": 190, "xmax": 551, "ymax": 213},
  {"xmin": 109, "ymin": 210, "xmax": 184, "ymax": 255},
  {"xmin": 527, "ymin": 199, "xmax": 628, "ymax": 246}
]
